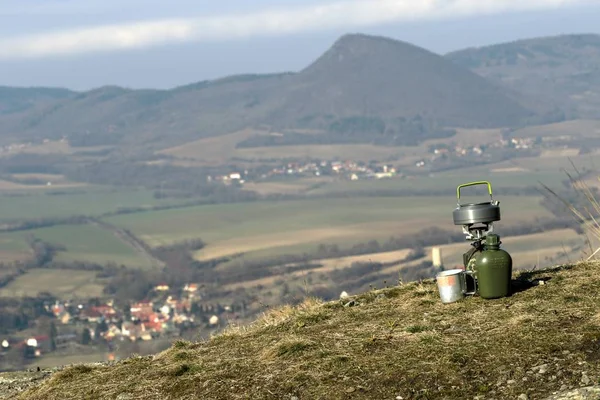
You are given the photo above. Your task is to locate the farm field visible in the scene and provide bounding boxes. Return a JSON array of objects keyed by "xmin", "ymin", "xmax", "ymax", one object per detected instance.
[
  {"xmin": 0, "ymin": 187, "xmax": 184, "ymax": 222},
  {"xmin": 0, "ymin": 231, "xmax": 33, "ymax": 262},
  {"xmin": 30, "ymin": 224, "xmax": 156, "ymax": 268},
  {"xmin": 442, "ymin": 153, "xmax": 599, "ymax": 175},
  {"xmin": 0, "ymin": 173, "xmax": 89, "ymax": 191},
  {"xmin": 0, "ymin": 269, "xmax": 106, "ymax": 298},
  {"xmin": 160, "ymin": 128, "xmax": 406, "ymax": 163},
  {"xmin": 160, "ymin": 127, "xmax": 505, "ymax": 165},
  {"xmin": 241, "ymin": 177, "xmax": 334, "ymax": 195},
  {"xmin": 159, "ymin": 129, "xmax": 267, "ymax": 164},
  {"xmin": 223, "ymin": 228, "xmax": 584, "ymax": 291},
  {"xmin": 208, "ymin": 226, "xmax": 427, "ymax": 268},
  {"xmin": 0, "ymin": 180, "xmax": 87, "ymax": 191},
  {"xmin": 105, "ymin": 195, "xmax": 550, "ymax": 259},
  {"xmin": 235, "ymin": 144, "xmax": 411, "ymax": 164},
  {"xmin": 0, "ymin": 140, "xmax": 112, "ymax": 157},
  {"xmin": 429, "ymin": 228, "xmax": 583, "ymax": 269},
  {"xmin": 436, "ymin": 170, "xmax": 567, "ymax": 188},
  {"xmin": 511, "ymin": 119, "xmax": 600, "ymax": 138},
  {"xmin": 306, "ymin": 171, "xmax": 562, "ymax": 196},
  {"xmin": 0, "ymin": 224, "xmax": 157, "ymax": 268}
]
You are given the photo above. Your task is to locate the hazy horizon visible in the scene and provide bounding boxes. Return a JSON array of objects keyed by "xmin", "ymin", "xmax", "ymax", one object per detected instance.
[{"xmin": 1, "ymin": 0, "xmax": 600, "ymax": 90}]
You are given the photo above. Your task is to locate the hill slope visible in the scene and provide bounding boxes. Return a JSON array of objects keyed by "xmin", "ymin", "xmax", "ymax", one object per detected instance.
[
  {"xmin": 8, "ymin": 261, "xmax": 600, "ymax": 400},
  {"xmin": 446, "ymin": 34, "xmax": 600, "ymax": 118},
  {"xmin": 0, "ymin": 86, "xmax": 74, "ymax": 116},
  {"xmin": 0, "ymin": 34, "xmax": 532, "ymax": 151},
  {"xmin": 265, "ymin": 34, "xmax": 532, "ymax": 129}
]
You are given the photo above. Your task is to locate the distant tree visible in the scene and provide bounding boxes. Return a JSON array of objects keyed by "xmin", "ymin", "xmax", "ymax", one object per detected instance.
[
  {"xmin": 23, "ymin": 345, "xmax": 36, "ymax": 359},
  {"xmin": 122, "ymin": 301, "xmax": 131, "ymax": 321},
  {"xmin": 49, "ymin": 321, "xmax": 57, "ymax": 352},
  {"xmin": 95, "ymin": 320, "xmax": 109, "ymax": 340},
  {"xmin": 81, "ymin": 328, "xmax": 92, "ymax": 345}
]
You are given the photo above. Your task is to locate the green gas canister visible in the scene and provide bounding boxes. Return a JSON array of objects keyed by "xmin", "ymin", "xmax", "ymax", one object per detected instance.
[{"xmin": 474, "ymin": 233, "xmax": 512, "ymax": 299}]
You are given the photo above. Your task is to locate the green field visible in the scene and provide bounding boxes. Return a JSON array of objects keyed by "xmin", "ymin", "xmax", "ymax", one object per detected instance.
[
  {"xmin": 0, "ymin": 231, "xmax": 34, "ymax": 262},
  {"xmin": 309, "ymin": 171, "xmax": 564, "ymax": 197},
  {"xmin": 0, "ymin": 269, "xmax": 106, "ymax": 298},
  {"xmin": 31, "ymin": 224, "xmax": 154, "ymax": 267},
  {"xmin": 0, "ymin": 224, "xmax": 157, "ymax": 268},
  {"xmin": 0, "ymin": 187, "xmax": 183, "ymax": 222},
  {"xmin": 105, "ymin": 195, "xmax": 550, "ymax": 261}
]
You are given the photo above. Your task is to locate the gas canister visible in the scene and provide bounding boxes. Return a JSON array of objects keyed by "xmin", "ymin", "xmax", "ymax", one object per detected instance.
[{"xmin": 474, "ymin": 234, "xmax": 512, "ymax": 299}]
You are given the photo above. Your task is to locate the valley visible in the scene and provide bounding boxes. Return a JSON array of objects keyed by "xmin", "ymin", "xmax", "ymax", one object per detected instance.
[{"xmin": 0, "ymin": 32, "xmax": 599, "ymax": 373}]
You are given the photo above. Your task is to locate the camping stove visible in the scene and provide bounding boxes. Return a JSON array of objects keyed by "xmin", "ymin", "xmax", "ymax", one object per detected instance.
[
  {"xmin": 452, "ymin": 181, "xmax": 501, "ymax": 271},
  {"xmin": 435, "ymin": 180, "xmax": 512, "ymax": 302}
]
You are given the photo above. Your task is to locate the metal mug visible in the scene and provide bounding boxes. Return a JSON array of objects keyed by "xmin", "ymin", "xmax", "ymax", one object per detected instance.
[{"xmin": 436, "ymin": 269, "xmax": 476, "ymax": 304}]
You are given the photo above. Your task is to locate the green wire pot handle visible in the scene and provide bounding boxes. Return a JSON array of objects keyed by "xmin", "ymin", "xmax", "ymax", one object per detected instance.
[{"xmin": 456, "ymin": 181, "xmax": 494, "ymax": 204}]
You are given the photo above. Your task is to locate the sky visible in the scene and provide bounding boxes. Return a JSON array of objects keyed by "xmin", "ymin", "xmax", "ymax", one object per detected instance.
[{"xmin": 1, "ymin": 0, "xmax": 600, "ymax": 90}]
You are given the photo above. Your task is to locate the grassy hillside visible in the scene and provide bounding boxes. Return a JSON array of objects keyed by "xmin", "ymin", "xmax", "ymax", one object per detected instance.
[
  {"xmin": 8, "ymin": 261, "xmax": 600, "ymax": 400},
  {"xmin": 446, "ymin": 33, "xmax": 600, "ymax": 118},
  {"xmin": 0, "ymin": 34, "xmax": 532, "ymax": 151}
]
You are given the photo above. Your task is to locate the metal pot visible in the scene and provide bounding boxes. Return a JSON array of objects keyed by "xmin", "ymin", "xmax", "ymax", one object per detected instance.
[{"xmin": 452, "ymin": 181, "xmax": 501, "ymax": 226}]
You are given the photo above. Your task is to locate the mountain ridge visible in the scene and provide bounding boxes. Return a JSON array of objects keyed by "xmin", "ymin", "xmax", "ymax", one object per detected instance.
[
  {"xmin": 445, "ymin": 33, "xmax": 600, "ymax": 119},
  {"xmin": 0, "ymin": 33, "xmax": 534, "ymax": 151},
  {"xmin": 2, "ymin": 32, "xmax": 599, "ymax": 152}
]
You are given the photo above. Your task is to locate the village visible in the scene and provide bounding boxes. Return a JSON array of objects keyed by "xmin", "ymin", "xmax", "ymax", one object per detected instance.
[
  {"xmin": 0, "ymin": 282, "xmax": 248, "ymax": 369},
  {"xmin": 208, "ymin": 135, "xmax": 543, "ymax": 185}
]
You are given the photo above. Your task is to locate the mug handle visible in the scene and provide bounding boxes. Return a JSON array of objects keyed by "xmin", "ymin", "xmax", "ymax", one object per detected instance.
[{"xmin": 461, "ymin": 270, "xmax": 477, "ymax": 296}]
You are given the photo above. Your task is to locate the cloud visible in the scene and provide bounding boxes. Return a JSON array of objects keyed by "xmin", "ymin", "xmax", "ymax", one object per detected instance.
[{"xmin": 0, "ymin": 0, "xmax": 597, "ymax": 59}]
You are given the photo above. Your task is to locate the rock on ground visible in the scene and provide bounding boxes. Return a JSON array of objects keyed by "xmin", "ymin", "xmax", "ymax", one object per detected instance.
[{"xmin": 543, "ymin": 385, "xmax": 600, "ymax": 400}]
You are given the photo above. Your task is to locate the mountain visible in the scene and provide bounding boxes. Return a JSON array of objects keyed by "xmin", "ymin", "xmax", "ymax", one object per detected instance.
[
  {"xmin": 263, "ymin": 34, "xmax": 532, "ymax": 129},
  {"xmin": 0, "ymin": 34, "xmax": 532, "ymax": 151},
  {"xmin": 6, "ymin": 261, "xmax": 600, "ymax": 399},
  {"xmin": 0, "ymin": 86, "xmax": 74, "ymax": 115},
  {"xmin": 446, "ymin": 34, "xmax": 600, "ymax": 118}
]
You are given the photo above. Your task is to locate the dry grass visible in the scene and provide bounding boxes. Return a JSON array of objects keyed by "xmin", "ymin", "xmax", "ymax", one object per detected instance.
[
  {"xmin": 541, "ymin": 162, "xmax": 600, "ymax": 260},
  {"xmin": 16, "ymin": 261, "xmax": 600, "ymax": 400},
  {"xmin": 317, "ymin": 249, "xmax": 413, "ymax": 270},
  {"xmin": 193, "ymin": 227, "xmax": 368, "ymax": 262},
  {"xmin": 191, "ymin": 217, "xmax": 452, "ymax": 262}
]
